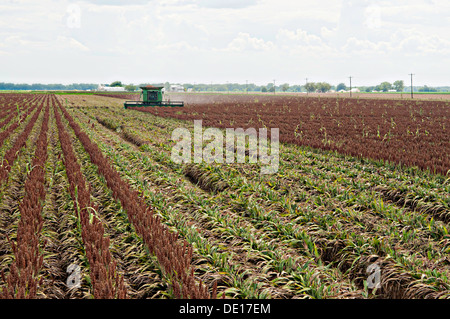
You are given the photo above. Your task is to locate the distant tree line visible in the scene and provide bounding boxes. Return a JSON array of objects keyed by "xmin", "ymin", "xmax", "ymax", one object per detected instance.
[
  {"xmin": 179, "ymin": 81, "xmax": 448, "ymax": 93},
  {"xmin": 417, "ymin": 85, "xmax": 439, "ymax": 92},
  {"xmin": 181, "ymin": 82, "xmax": 305, "ymax": 93},
  {"xmin": 0, "ymin": 82, "xmax": 98, "ymax": 91},
  {"xmin": 357, "ymin": 80, "xmax": 405, "ymax": 92},
  {"xmin": 1, "ymin": 81, "xmax": 448, "ymax": 93}
]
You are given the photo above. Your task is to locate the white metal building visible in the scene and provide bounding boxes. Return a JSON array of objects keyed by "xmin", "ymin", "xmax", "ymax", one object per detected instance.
[
  {"xmin": 97, "ymin": 85, "xmax": 126, "ymax": 92},
  {"xmin": 169, "ymin": 84, "xmax": 185, "ymax": 92}
]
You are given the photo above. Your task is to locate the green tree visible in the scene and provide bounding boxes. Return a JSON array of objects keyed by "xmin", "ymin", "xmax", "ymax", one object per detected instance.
[
  {"xmin": 125, "ymin": 84, "xmax": 137, "ymax": 91},
  {"xmin": 316, "ymin": 82, "xmax": 331, "ymax": 93},
  {"xmin": 336, "ymin": 83, "xmax": 347, "ymax": 91},
  {"xmin": 393, "ymin": 80, "xmax": 404, "ymax": 92},
  {"xmin": 418, "ymin": 85, "xmax": 438, "ymax": 92},
  {"xmin": 281, "ymin": 83, "xmax": 289, "ymax": 92},
  {"xmin": 379, "ymin": 81, "xmax": 392, "ymax": 92},
  {"xmin": 110, "ymin": 81, "xmax": 123, "ymax": 87},
  {"xmin": 304, "ymin": 82, "xmax": 316, "ymax": 93},
  {"xmin": 290, "ymin": 85, "xmax": 302, "ymax": 92},
  {"xmin": 261, "ymin": 87, "xmax": 268, "ymax": 92}
]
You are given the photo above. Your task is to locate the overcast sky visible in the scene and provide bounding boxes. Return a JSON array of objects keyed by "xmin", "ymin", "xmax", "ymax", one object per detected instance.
[{"xmin": 1, "ymin": 0, "xmax": 449, "ymax": 86}]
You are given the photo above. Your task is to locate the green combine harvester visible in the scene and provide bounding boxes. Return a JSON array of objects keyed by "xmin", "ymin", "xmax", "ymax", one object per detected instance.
[{"xmin": 124, "ymin": 85, "xmax": 184, "ymax": 109}]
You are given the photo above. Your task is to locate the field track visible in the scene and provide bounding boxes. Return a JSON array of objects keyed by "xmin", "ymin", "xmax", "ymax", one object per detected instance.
[{"xmin": 0, "ymin": 92, "xmax": 449, "ymax": 299}]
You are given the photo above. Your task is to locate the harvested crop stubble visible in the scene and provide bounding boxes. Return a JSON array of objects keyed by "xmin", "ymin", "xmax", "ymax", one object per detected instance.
[
  {"xmin": 183, "ymin": 164, "xmax": 229, "ymax": 193},
  {"xmin": 131, "ymin": 94, "xmax": 450, "ymax": 175},
  {"xmin": 94, "ymin": 116, "xmax": 147, "ymax": 147}
]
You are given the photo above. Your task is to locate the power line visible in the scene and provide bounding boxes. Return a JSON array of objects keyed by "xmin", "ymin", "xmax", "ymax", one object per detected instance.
[
  {"xmin": 349, "ymin": 76, "xmax": 353, "ymax": 97},
  {"xmin": 409, "ymin": 73, "xmax": 415, "ymax": 99}
]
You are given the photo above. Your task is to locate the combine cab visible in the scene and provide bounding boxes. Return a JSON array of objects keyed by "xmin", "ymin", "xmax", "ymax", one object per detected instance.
[{"xmin": 124, "ymin": 85, "xmax": 184, "ymax": 109}]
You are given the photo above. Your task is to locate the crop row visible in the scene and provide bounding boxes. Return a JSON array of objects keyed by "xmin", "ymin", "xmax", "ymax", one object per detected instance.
[
  {"xmin": 55, "ymin": 96, "xmax": 215, "ymax": 298},
  {"xmin": 0, "ymin": 96, "xmax": 46, "ymax": 149},
  {"xmin": 0, "ymin": 101, "xmax": 49, "ymax": 298},
  {"xmin": 94, "ymin": 93, "xmax": 139, "ymax": 100},
  {"xmin": 53, "ymin": 96, "xmax": 127, "ymax": 298},
  {"xmin": 0, "ymin": 94, "xmax": 129, "ymax": 298},
  {"xmin": 0, "ymin": 99, "xmax": 48, "ymax": 296},
  {"xmin": 1, "ymin": 93, "xmax": 218, "ymax": 298},
  {"xmin": 0, "ymin": 98, "xmax": 46, "ymax": 183},
  {"xmin": 0, "ymin": 94, "xmax": 45, "ymax": 123},
  {"xmin": 0, "ymin": 94, "xmax": 42, "ymax": 118}
]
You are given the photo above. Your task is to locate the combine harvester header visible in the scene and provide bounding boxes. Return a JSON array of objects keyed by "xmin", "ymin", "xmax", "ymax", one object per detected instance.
[{"xmin": 124, "ymin": 85, "xmax": 184, "ymax": 109}]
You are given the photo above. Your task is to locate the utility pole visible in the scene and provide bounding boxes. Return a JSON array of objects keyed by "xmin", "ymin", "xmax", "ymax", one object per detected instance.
[
  {"xmin": 349, "ymin": 76, "xmax": 353, "ymax": 98},
  {"xmin": 305, "ymin": 78, "xmax": 308, "ymax": 95},
  {"xmin": 273, "ymin": 79, "xmax": 276, "ymax": 94},
  {"xmin": 246, "ymin": 80, "xmax": 248, "ymax": 94},
  {"xmin": 409, "ymin": 73, "xmax": 414, "ymax": 99}
]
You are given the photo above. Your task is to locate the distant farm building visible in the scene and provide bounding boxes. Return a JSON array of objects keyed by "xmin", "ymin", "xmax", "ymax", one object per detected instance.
[
  {"xmin": 169, "ymin": 84, "xmax": 185, "ymax": 92},
  {"xmin": 97, "ymin": 85, "xmax": 126, "ymax": 92},
  {"xmin": 339, "ymin": 88, "xmax": 360, "ymax": 93}
]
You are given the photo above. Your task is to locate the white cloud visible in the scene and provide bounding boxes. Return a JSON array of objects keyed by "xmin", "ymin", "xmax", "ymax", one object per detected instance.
[
  {"xmin": 156, "ymin": 40, "xmax": 199, "ymax": 51},
  {"xmin": 0, "ymin": 33, "xmax": 90, "ymax": 55},
  {"xmin": 320, "ymin": 26, "xmax": 337, "ymax": 40},
  {"xmin": 192, "ymin": 0, "xmax": 259, "ymax": 9},
  {"xmin": 394, "ymin": 31, "xmax": 450, "ymax": 55},
  {"xmin": 80, "ymin": 0, "xmax": 151, "ymax": 6},
  {"xmin": 277, "ymin": 29, "xmax": 323, "ymax": 46},
  {"xmin": 340, "ymin": 37, "xmax": 390, "ymax": 56},
  {"xmin": 363, "ymin": 4, "xmax": 383, "ymax": 29},
  {"xmin": 226, "ymin": 32, "xmax": 275, "ymax": 52},
  {"xmin": 55, "ymin": 36, "xmax": 90, "ymax": 52},
  {"xmin": 275, "ymin": 28, "xmax": 337, "ymax": 58}
]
